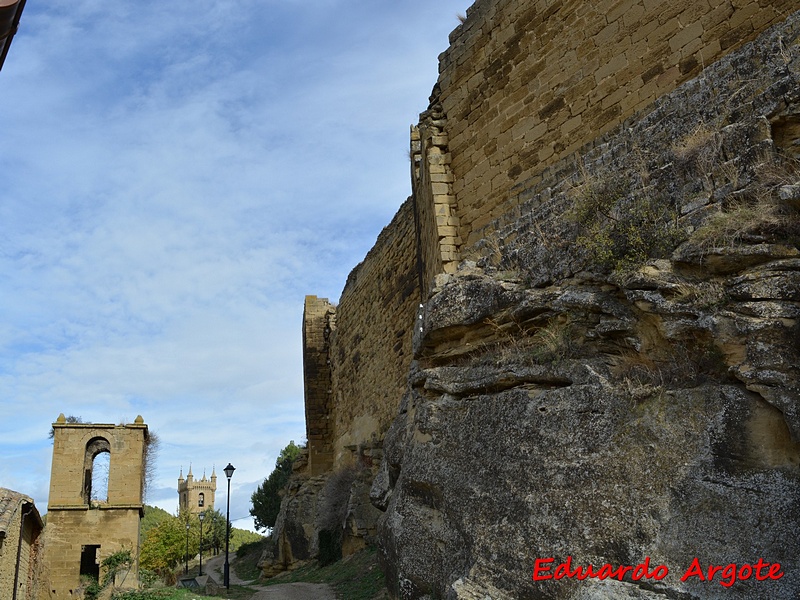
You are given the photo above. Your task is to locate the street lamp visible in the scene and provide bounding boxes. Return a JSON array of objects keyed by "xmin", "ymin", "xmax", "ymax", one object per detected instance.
[
  {"xmin": 223, "ymin": 463, "xmax": 236, "ymax": 589},
  {"xmin": 198, "ymin": 511, "xmax": 206, "ymax": 576},
  {"xmin": 185, "ymin": 522, "xmax": 190, "ymax": 574}
]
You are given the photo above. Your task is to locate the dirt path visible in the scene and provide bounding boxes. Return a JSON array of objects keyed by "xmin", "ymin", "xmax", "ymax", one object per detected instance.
[
  {"xmin": 203, "ymin": 553, "xmax": 336, "ymax": 600},
  {"xmin": 247, "ymin": 582, "xmax": 337, "ymax": 600}
]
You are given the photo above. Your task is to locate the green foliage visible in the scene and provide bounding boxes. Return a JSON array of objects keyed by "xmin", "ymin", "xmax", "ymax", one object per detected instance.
[
  {"xmin": 140, "ymin": 513, "xmax": 197, "ymax": 581},
  {"xmin": 199, "ymin": 508, "xmax": 226, "ymax": 554},
  {"xmin": 233, "ymin": 537, "xmax": 269, "ymax": 581},
  {"xmin": 137, "ymin": 568, "xmax": 160, "ymax": 589},
  {"xmin": 250, "ymin": 441, "xmax": 302, "ymax": 530},
  {"xmin": 111, "ymin": 591, "xmax": 186, "ymax": 600},
  {"xmin": 111, "ymin": 592, "xmax": 168, "ymax": 600},
  {"xmin": 101, "ymin": 549, "xmax": 133, "ymax": 587},
  {"xmin": 141, "ymin": 505, "xmax": 173, "ymax": 536},
  {"xmin": 570, "ymin": 174, "xmax": 685, "ymax": 272},
  {"xmin": 81, "ymin": 575, "xmax": 102, "ymax": 600},
  {"xmin": 230, "ymin": 527, "xmax": 264, "ymax": 552}
]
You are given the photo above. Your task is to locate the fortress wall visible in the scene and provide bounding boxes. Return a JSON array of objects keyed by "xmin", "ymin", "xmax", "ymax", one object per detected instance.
[
  {"xmin": 305, "ymin": 1, "xmax": 800, "ymax": 468},
  {"xmin": 303, "ymin": 295, "xmax": 336, "ymax": 475},
  {"xmin": 437, "ymin": 0, "xmax": 799, "ymax": 250},
  {"xmin": 326, "ymin": 198, "xmax": 420, "ymax": 465}
]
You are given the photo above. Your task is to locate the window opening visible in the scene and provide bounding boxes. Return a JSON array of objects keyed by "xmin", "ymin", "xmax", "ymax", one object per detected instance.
[
  {"xmin": 83, "ymin": 437, "xmax": 111, "ymax": 504},
  {"xmin": 198, "ymin": 492, "xmax": 204, "ymax": 507},
  {"xmin": 91, "ymin": 451, "xmax": 110, "ymax": 502},
  {"xmin": 79, "ymin": 544, "xmax": 100, "ymax": 582}
]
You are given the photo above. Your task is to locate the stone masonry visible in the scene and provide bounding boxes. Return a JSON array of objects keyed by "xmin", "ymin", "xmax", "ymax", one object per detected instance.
[
  {"xmin": 435, "ymin": 0, "xmax": 800, "ymax": 251},
  {"xmin": 177, "ymin": 466, "xmax": 216, "ymax": 515},
  {"xmin": 290, "ymin": 2, "xmax": 800, "ymax": 592},
  {"xmin": 41, "ymin": 415, "xmax": 148, "ymax": 600},
  {"xmin": 303, "ymin": 0, "xmax": 800, "ymax": 492},
  {"xmin": 303, "ymin": 296, "xmax": 336, "ymax": 475}
]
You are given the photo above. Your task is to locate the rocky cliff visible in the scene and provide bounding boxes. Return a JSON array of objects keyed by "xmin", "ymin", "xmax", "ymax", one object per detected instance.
[
  {"xmin": 370, "ymin": 13, "xmax": 800, "ymax": 600},
  {"xmin": 264, "ymin": 4, "xmax": 800, "ymax": 599}
]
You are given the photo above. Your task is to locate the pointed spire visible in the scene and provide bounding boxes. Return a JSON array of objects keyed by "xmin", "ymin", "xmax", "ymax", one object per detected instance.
[
  {"xmin": 211, "ymin": 465, "xmax": 217, "ymax": 480},
  {"xmin": 187, "ymin": 463, "xmax": 193, "ymax": 480},
  {"xmin": 178, "ymin": 466, "xmax": 185, "ymax": 482}
]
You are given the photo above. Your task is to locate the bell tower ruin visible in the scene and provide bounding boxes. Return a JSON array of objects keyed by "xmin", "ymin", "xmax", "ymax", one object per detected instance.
[{"xmin": 41, "ymin": 414, "xmax": 149, "ymax": 599}]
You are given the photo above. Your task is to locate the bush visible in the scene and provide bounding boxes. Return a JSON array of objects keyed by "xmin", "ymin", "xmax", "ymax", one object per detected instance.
[{"xmin": 570, "ymin": 173, "xmax": 685, "ymax": 272}]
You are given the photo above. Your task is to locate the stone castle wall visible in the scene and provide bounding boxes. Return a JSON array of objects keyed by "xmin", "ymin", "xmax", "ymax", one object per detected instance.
[
  {"xmin": 414, "ymin": 0, "xmax": 799, "ymax": 272},
  {"xmin": 303, "ymin": 295, "xmax": 336, "ymax": 475},
  {"xmin": 302, "ymin": 200, "xmax": 420, "ymax": 471},
  {"xmin": 373, "ymin": 11, "xmax": 800, "ymax": 596},
  {"xmin": 327, "ymin": 199, "xmax": 420, "ymax": 465},
  {"xmin": 305, "ymin": 0, "xmax": 799, "ymax": 468}
]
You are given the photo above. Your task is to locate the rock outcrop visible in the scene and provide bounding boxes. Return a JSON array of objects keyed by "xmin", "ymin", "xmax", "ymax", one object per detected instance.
[
  {"xmin": 274, "ymin": 3, "xmax": 800, "ymax": 598},
  {"xmin": 370, "ymin": 13, "xmax": 800, "ymax": 599}
]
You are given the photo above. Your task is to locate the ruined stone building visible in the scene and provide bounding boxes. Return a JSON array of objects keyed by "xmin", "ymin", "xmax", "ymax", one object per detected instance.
[
  {"xmin": 177, "ymin": 466, "xmax": 217, "ymax": 514},
  {"xmin": 268, "ymin": 1, "xmax": 800, "ymax": 598},
  {"xmin": 41, "ymin": 414, "xmax": 149, "ymax": 600},
  {"xmin": 0, "ymin": 488, "xmax": 43, "ymax": 600}
]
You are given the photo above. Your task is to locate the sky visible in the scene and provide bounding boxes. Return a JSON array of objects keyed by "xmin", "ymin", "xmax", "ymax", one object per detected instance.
[{"xmin": 0, "ymin": 0, "xmax": 470, "ymax": 531}]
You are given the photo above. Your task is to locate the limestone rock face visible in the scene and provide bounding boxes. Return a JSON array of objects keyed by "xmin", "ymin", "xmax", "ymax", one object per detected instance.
[
  {"xmin": 374, "ymin": 263, "xmax": 800, "ymax": 599},
  {"xmin": 259, "ymin": 475, "xmax": 327, "ymax": 577},
  {"xmin": 371, "ymin": 16, "xmax": 800, "ymax": 597},
  {"xmin": 259, "ymin": 463, "xmax": 384, "ymax": 578}
]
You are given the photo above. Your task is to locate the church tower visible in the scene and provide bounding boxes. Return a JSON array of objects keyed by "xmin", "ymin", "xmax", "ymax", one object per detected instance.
[{"xmin": 177, "ymin": 465, "xmax": 217, "ymax": 514}]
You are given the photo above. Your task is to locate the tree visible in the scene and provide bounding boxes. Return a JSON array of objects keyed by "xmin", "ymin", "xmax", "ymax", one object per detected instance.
[
  {"xmin": 250, "ymin": 441, "xmax": 302, "ymax": 531},
  {"xmin": 199, "ymin": 509, "xmax": 226, "ymax": 555},
  {"xmin": 139, "ymin": 516, "xmax": 188, "ymax": 581},
  {"xmin": 141, "ymin": 505, "xmax": 173, "ymax": 537}
]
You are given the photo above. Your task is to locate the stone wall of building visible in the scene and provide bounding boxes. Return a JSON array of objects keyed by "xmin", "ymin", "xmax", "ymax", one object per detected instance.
[
  {"xmin": 41, "ymin": 415, "xmax": 148, "ymax": 600},
  {"xmin": 430, "ymin": 0, "xmax": 799, "ymax": 253},
  {"xmin": 0, "ymin": 489, "xmax": 43, "ymax": 600}
]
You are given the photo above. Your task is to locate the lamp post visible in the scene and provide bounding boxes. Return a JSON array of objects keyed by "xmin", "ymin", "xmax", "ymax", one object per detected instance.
[
  {"xmin": 185, "ymin": 522, "xmax": 190, "ymax": 574},
  {"xmin": 198, "ymin": 511, "xmax": 205, "ymax": 576},
  {"xmin": 223, "ymin": 463, "xmax": 236, "ymax": 589}
]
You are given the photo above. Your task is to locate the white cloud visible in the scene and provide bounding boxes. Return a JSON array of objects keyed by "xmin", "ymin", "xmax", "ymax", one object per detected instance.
[{"xmin": 0, "ymin": 0, "xmax": 470, "ymax": 518}]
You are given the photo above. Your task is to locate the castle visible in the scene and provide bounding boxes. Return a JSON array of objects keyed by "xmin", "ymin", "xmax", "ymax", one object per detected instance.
[
  {"xmin": 266, "ymin": 1, "xmax": 800, "ymax": 598},
  {"xmin": 177, "ymin": 466, "xmax": 217, "ymax": 514}
]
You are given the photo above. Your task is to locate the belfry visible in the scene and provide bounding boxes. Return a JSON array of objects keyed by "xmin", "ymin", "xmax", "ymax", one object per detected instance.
[{"xmin": 177, "ymin": 465, "xmax": 216, "ymax": 514}]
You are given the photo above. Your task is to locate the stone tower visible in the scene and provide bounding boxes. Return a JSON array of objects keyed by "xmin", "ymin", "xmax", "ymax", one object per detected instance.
[
  {"xmin": 177, "ymin": 466, "xmax": 216, "ymax": 514},
  {"xmin": 41, "ymin": 414, "xmax": 149, "ymax": 599}
]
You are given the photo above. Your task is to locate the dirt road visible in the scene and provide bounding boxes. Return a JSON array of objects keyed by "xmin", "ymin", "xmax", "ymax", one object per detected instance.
[{"xmin": 203, "ymin": 553, "xmax": 336, "ymax": 600}]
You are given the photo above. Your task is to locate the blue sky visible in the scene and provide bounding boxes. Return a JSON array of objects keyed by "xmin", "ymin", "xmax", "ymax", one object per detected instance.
[{"xmin": 0, "ymin": 0, "xmax": 469, "ymax": 530}]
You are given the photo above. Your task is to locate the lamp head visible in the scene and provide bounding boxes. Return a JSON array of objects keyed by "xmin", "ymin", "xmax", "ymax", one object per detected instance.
[{"xmin": 224, "ymin": 463, "xmax": 236, "ymax": 480}]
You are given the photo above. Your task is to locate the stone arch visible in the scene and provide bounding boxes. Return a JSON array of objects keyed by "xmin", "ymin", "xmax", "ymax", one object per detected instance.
[{"xmin": 83, "ymin": 436, "xmax": 111, "ymax": 504}]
